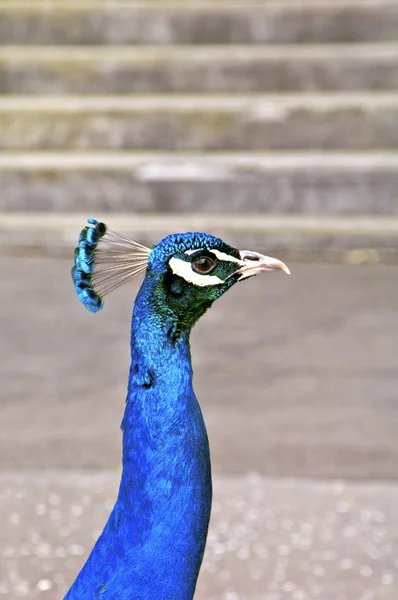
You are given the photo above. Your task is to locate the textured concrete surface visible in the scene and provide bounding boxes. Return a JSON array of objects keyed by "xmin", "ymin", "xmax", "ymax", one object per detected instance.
[
  {"xmin": 1, "ymin": 473, "xmax": 398, "ymax": 600},
  {"xmin": 2, "ymin": 94, "xmax": 398, "ymax": 151},
  {"xmin": 1, "ymin": 152, "xmax": 398, "ymax": 215},
  {"xmin": 1, "ymin": 257, "xmax": 398, "ymax": 479},
  {"xmin": 1, "ymin": 45, "xmax": 398, "ymax": 94},
  {"xmin": 1, "ymin": 0, "xmax": 398, "ymax": 45}
]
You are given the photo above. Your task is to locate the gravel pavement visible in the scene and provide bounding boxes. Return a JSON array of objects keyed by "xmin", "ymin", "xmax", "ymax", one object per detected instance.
[{"xmin": 1, "ymin": 473, "xmax": 398, "ymax": 600}]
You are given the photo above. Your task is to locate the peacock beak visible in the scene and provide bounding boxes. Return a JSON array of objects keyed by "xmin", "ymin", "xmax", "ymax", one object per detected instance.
[{"xmin": 235, "ymin": 250, "xmax": 290, "ymax": 280}]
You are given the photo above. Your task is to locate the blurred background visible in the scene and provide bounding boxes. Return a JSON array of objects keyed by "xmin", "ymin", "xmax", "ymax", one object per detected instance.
[{"xmin": 1, "ymin": 1, "xmax": 398, "ymax": 599}]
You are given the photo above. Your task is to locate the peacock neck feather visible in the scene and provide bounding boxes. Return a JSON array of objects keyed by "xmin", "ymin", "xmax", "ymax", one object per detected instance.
[
  {"xmin": 66, "ymin": 273, "xmax": 212, "ymax": 600},
  {"xmin": 120, "ymin": 276, "xmax": 212, "ymax": 551}
]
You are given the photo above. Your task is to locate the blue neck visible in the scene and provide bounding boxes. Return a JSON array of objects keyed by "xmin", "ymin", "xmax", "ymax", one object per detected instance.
[
  {"xmin": 65, "ymin": 279, "xmax": 212, "ymax": 600},
  {"xmin": 118, "ymin": 281, "xmax": 212, "ymax": 597}
]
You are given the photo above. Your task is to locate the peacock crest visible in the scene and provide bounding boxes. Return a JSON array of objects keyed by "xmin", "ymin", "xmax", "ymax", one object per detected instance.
[{"xmin": 71, "ymin": 218, "xmax": 151, "ymax": 313}]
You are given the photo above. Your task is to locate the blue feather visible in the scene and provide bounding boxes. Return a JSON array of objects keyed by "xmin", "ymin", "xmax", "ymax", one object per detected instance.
[
  {"xmin": 72, "ymin": 219, "xmax": 149, "ymax": 314},
  {"xmin": 71, "ymin": 219, "xmax": 106, "ymax": 313}
]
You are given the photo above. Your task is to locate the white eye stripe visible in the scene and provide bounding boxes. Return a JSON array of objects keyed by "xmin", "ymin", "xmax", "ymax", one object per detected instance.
[
  {"xmin": 209, "ymin": 249, "xmax": 245, "ymax": 266},
  {"xmin": 184, "ymin": 249, "xmax": 203, "ymax": 256},
  {"xmin": 184, "ymin": 248, "xmax": 245, "ymax": 266},
  {"xmin": 169, "ymin": 257, "xmax": 224, "ymax": 287}
]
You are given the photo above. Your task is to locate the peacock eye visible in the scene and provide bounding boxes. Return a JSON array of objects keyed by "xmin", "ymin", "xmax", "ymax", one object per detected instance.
[{"xmin": 191, "ymin": 256, "xmax": 217, "ymax": 275}]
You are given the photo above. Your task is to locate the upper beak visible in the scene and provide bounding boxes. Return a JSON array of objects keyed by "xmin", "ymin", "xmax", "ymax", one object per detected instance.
[{"xmin": 234, "ymin": 250, "xmax": 290, "ymax": 280}]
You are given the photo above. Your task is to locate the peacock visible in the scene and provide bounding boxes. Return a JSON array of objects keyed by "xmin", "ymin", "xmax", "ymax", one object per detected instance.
[{"xmin": 67, "ymin": 218, "xmax": 290, "ymax": 600}]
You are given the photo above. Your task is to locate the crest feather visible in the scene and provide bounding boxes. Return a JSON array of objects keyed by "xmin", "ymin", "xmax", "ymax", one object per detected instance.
[{"xmin": 71, "ymin": 218, "xmax": 150, "ymax": 313}]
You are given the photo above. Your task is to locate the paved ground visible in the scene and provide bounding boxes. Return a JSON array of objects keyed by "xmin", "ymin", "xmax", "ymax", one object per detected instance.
[
  {"xmin": 1, "ymin": 473, "xmax": 398, "ymax": 600},
  {"xmin": 1, "ymin": 257, "xmax": 397, "ymax": 478},
  {"xmin": 1, "ymin": 257, "xmax": 398, "ymax": 599}
]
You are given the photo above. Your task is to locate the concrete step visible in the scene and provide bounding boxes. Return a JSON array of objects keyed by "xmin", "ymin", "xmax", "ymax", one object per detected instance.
[
  {"xmin": 2, "ymin": 94, "xmax": 398, "ymax": 151},
  {"xmin": 1, "ymin": 44, "xmax": 398, "ymax": 94},
  {"xmin": 2, "ymin": 212, "xmax": 397, "ymax": 262},
  {"xmin": 1, "ymin": 152, "xmax": 397, "ymax": 214},
  {"xmin": 1, "ymin": 0, "xmax": 398, "ymax": 45}
]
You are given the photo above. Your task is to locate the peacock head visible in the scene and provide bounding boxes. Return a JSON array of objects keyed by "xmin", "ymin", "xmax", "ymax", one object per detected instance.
[{"xmin": 72, "ymin": 219, "xmax": 289, "ymax": 331}]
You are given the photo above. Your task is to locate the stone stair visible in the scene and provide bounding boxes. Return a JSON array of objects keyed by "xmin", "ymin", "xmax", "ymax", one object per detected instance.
[
  {"xmin": 2, "ymin": 45, "xmax": 398, "ymax": 93},
  {"xmin": 1, "ymin": 0, "xmax": 397, "ymax": 258},
  {"xmin": 2, "ymin": 0, "xmax": 398, "ymax": 45},
  {"xmin": 2, "ymin": 94, "xmax": 398, "ymax": 151}
]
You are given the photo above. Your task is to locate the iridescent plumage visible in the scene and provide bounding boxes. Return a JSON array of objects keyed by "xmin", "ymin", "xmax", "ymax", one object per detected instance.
[
  {"xmin": 66, "ymin": 219, "xmax": 289, "ymax": 600},
  {"xmin": 71, "ymin": 218, "xmax": 150, "ymax": 313}
]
